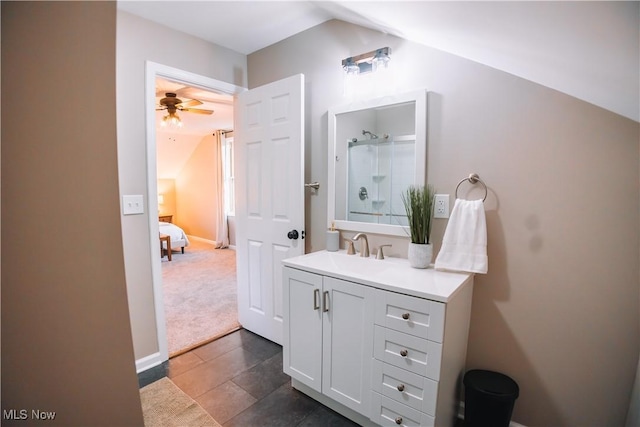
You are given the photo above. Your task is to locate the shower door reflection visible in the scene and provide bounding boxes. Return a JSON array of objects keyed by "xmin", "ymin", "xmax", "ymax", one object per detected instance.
[{"xmin": 347, "ymin": 134, "xmax": 414, "ymax": 226}]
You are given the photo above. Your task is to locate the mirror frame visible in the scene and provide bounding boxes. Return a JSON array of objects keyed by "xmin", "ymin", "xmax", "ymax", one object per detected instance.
[{"xmin": 327, "ymin": 89, "xmax": 427, "ymax": 237}]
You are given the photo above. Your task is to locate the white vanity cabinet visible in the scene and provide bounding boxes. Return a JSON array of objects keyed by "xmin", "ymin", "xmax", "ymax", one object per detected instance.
[
  {"xmin": 283, "ymin": 267, "xmax": 375, "ymax": 417},
  {"xmin": 282, "ymin": 251, "xmax": 473, "ymax": 427}
]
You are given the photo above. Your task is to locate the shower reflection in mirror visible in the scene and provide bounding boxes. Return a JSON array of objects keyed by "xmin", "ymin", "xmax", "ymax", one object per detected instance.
[
  {"xmin": 328, "ymin": 90, "xmax": 427, "ymax": 237},
  {"xmin": 346, "ymin": 125, "xmax": 415, "ymax": 226}
]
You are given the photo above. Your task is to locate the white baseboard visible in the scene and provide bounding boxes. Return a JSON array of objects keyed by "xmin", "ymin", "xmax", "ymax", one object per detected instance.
[
  {"xmin": 187, "ymin": 235, "xmax": 236, "ymax": 250},
  {"xmin": 458, "ymin": 401, "xmax": 526, "ymax": 427},
  {"xmin": 136, "ymin": 351, "xmax": 164, "ymax": 373},
  {"xmin": 187, "ymin": 235, "xmax": 216, "ymax": 245}
]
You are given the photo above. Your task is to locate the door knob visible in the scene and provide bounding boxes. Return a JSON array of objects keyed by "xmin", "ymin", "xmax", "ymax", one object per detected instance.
[{"xmin": 287, "ymin": 230, "xmax": 299, "ymax": 240}]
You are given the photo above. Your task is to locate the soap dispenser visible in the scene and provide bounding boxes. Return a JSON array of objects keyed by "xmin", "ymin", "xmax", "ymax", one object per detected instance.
[{"xmin": 326, "ymin": 222, "xmax": 339, "ymax": 252}]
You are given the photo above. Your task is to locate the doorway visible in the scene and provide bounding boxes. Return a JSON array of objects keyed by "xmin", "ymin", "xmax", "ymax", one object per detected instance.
[{"xmin": 145, "ymin": 62, "xmax": 245, "ymax": 362}]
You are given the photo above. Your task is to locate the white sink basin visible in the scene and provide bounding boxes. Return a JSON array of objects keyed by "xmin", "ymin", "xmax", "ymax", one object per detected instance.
[
  {"xmin": 282, "ymin": 250, "xmax": 472, "ymax": 302},
  {"xmin": 325, "ymin": 251, "xmax": 393, "ymax": 275}
]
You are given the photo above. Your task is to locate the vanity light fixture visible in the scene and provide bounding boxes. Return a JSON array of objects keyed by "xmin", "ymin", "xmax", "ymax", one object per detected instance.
[
  {"xmin": 343, "ymin": 57, "xmax": 360, "ymax": 75},
  {"xmin": 342, "ymin": 47, "xmax": 391, "ymax": 75},
  {"xmin": 371, "ymin": 48, "xmax": 390, "ymax": 72}
]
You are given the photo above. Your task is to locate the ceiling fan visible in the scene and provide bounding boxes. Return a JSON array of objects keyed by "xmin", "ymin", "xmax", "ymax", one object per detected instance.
[{"xmin": 157, "ymin": 92, "xmax": 214, "ymax": 128}]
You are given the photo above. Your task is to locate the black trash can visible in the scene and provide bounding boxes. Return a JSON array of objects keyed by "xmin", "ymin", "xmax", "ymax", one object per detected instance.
[{"xmin": 463, "ymin": 369, "xmax": 519, "ymax": 427}]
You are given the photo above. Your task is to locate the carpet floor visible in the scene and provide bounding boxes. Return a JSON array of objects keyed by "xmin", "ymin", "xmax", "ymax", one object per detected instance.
[
  {"xmin": 140, "ymin": 377, "xmax": 221, "ymax": 426},
  {"xmin": 162, "ymin": 239, "xmax": 240, "ymax": 357}
]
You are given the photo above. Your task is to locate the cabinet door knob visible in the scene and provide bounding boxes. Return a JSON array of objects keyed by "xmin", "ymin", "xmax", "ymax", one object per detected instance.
[
  {"xmin": 397, "ymin": 384, "xmax": 405, "ymax": 392},
  {"xmin": 401, "ymin": 312, "xmax": 410, "ymax": 320},
  {"xmin": 313, "ymin": 289, "xmax": 320, "ymax": 310},
  {"xmin": 400, "ymin": 349, "xmax": 408, "ymax": 357},
  {"xmin": 395, "ymin": 416, "xmax": 403, "ymax": 425}
]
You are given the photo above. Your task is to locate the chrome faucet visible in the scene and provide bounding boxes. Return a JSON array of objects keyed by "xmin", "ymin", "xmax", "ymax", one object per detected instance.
[{"xmin": 352, "ymin": 233, "xmax": 369, "ymax": 258}]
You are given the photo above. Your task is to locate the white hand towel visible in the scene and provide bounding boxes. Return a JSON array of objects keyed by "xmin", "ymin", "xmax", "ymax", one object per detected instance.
[{"xmin": 434, "ymin": 198, "xmax": 488, "ymax": 274}]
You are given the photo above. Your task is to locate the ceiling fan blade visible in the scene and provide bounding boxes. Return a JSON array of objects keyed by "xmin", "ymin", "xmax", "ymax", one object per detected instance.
[
  {"xmin": 177, "ymin": 99, "xmax": 202, "ymax": 108},
  {"xmin": 182, "ymin": 108, "xmax": 214, "ymax": 115}
]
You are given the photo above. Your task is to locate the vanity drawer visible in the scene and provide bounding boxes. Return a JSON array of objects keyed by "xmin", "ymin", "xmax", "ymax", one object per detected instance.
[
  {"xmin": 375, "ymin": 290, "xmax": 445, "ymax": 343},
  {"xmin": 372, "ymin": 359, "xmax": 438, "ymax": 415},
  {"xmin": 371, "ymin": 391, "xmax": 435, "ymax": 427},
  {"xmin": 374, "ymin": 326, "xmax": 442, "ymax": 380}
]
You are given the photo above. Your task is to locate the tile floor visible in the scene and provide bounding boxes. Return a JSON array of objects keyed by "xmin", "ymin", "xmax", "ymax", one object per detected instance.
[{"xmin": 167, "ymin": 328, "xmax": 360, "ymax": 426}]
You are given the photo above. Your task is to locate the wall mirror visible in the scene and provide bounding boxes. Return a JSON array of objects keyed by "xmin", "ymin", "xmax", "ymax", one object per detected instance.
[{"xmin": 327, "ymin": 90, "xmax": 427, "ymax": 237}]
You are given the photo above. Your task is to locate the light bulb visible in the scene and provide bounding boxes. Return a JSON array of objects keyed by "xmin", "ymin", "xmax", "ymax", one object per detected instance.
[
  {"xmin": 372, "ymin": 50, "xmax": 390, "ymax": 72},
  {"xmin": 343, "ymin": 58, "xmax": 360, "ymax": 75},
  {"xmin": 161, "ymin": 112, "xmax": 183, "ymax": 128}
]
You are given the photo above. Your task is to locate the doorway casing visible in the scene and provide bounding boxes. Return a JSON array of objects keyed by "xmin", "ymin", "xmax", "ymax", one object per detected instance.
[{"xmin": 138, "ymin": 61, "xmax": 245, "ymax": 372}]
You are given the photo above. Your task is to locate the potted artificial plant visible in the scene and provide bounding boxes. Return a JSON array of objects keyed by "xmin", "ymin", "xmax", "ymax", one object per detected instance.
[{"xmin": 401, "ymin": 184, "xmax": 436, "ymax": 268}]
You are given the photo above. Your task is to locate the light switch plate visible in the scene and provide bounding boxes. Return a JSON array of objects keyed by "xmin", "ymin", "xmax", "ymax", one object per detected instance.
[{"xmin": 122, "ymin": 195, "xmax": 144, "ymax": 215}]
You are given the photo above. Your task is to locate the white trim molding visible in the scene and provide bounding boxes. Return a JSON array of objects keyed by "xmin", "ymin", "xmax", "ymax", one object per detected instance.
[
  {"xmin": 136, "ymin": 351, "xmax": 163, "ymax": 374},
  {"xmin": 144, "ymin": 61, "xmax": 246, "ymax": 368},
  {"xmin": 186, "ymin": 235, "xmax": 236, "ymax": 251}
]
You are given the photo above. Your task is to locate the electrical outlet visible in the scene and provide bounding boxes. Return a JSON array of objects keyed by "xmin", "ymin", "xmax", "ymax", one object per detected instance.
[{"xmin": 434, "ymin": 194, "xmax": 449, "ymax": 218}]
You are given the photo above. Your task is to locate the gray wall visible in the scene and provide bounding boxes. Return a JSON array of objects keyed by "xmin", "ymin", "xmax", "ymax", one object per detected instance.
[
  {"xmin": 116, "ymin": 11, "xmax": 247, "ymax": 359},
  {"xmin": 2, "ymin": 2, "xmax": 144, "ymax": 424},
  {"xmin": 175, "ymin": 134, "xmax": 218, "ymax": 240},
  {"xmin": 248, "ymin": 19, "xmax": 640, "ymax": 426}
]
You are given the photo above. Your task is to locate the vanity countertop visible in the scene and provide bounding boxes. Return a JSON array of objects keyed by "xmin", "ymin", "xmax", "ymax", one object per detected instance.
[{"xmin": 282, "ymin": 250, "xmax": 472, "ymax": 303}]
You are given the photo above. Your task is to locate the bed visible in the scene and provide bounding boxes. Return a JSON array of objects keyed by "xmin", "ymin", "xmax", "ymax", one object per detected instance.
[{"xmin": 159, "ymin": 222, "xmax": 190, "ymax": 257}]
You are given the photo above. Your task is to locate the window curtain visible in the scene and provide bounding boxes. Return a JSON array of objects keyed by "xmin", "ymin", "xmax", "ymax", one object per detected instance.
[{"xmin": 213, "ymin": 130, "xmax": 230, "ymax": 249}]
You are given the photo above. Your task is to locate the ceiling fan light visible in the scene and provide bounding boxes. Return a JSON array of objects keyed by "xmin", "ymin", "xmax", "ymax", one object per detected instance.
[{"xmin": 161, "ymin": 111, "xmax": 183, "ymax": 128}]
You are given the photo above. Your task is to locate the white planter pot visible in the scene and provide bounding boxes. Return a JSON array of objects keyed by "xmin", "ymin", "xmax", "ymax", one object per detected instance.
[{"xmin": 408, "ymin": 243, "xmax": 433, "ymax": 269}]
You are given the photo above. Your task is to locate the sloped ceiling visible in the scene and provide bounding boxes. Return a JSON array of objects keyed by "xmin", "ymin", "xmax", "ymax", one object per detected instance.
[
  {"xmin": 119, "ymin": 1, "xmax": 639, "ymax": 122},
  {"xmin": 154, "ymin": 77, "xmax": 234, "ymax": 179}
]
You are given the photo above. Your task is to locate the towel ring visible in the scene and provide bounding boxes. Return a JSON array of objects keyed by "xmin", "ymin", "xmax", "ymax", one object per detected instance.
[{"xmin": 455, "ymin": 173, "xmax": 488, "ymax": 202}]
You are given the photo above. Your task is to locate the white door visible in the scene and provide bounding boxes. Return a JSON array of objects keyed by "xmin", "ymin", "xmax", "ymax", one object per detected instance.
[{"xmin": 234, "ymin": 74, "xmax": 305, "ymax": 345}]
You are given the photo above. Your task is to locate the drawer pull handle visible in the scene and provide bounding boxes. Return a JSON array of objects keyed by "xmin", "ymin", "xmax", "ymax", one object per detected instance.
[
  {"xmin": 395, "ymin": 416, "xmax": 403, "ymax": 425},
  {"xmin": 323, "ymin": 291, "xmax": 330, "ymax": 312},
  {"xmin": 313, "ymin": 289, "xmax": 320, "ymax": 310},
  {"xmin": 400, "ymin": 349, "xmax": 408, "ymax": 357},
  {"xmin": 401, "ymin": 312, "xmax": 410, "ymax": 320},
  {"xmin": 397, "ymin": 384, "xmax": 405, "ymax": 392}
]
